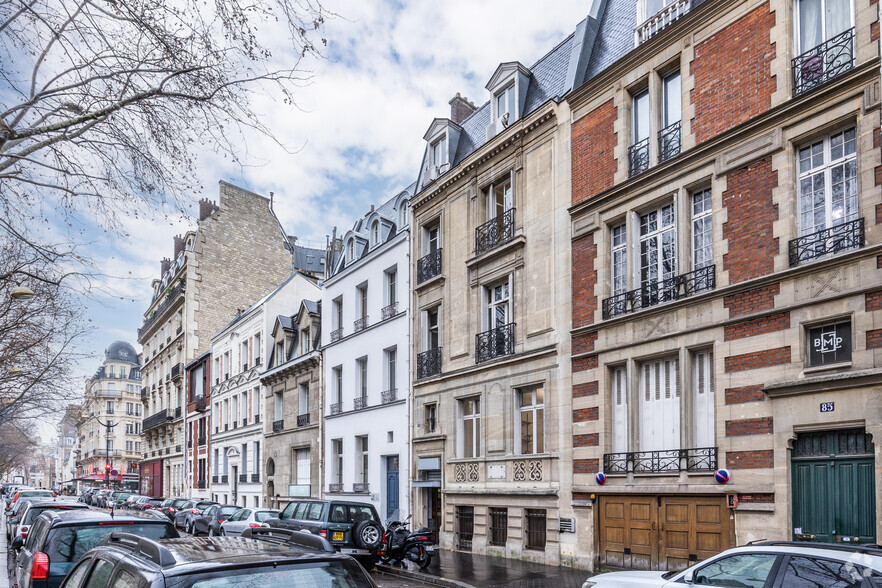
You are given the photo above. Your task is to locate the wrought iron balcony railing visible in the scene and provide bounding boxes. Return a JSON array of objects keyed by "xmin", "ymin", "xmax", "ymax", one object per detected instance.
[
  {"xmin": 417, "ymin": 249, "xmax": 442, "ymax": 283},
  {"xmin": 212, "ymin": 475, "xmax": 219, "ymax": 483},
  {"xmin": 417, "ymin": 348, "xmax": 442, "ymax": 379},
  {"xmin": 329, "ymin": 483, "xmax": 343, "ymax": 493},
  {"xmin": 354, "ymin": 316, "xmax": 369, "ymax": 332},
  {"xmin": 628, "ymin": 137, "xmax": 650, "ymax": 177},
  {"xmin": 658, "ymin": 120, "xmax": 681, "ymax": 162},
  {"xmin": 239, "ymin": 473, "xmax": 248, "ymax": 483},
  {"xmin": 381, "ymin": 389, "xmax": 397, "ymax": 404},
  {"xmin": 475, "ymin": 323, "xmax": 515, "ymax": 363},
  {"xmin": 297, "ymin": 413, "xmax": 309, "ymax": 427},
  {"xmin": 793, "ymin": 28, "xmax": 855, "ymax": 96},
  {"xmin": 221, "ymin": 475, "xmax": 229, "ymax": 483},
  {"xmin": 425, "ymin": 417, "xmax": 437, "ymax": 433},
  {"xmin": 197, "ymin": 435, "xmax": 206, "ymax": 446},
  {"xmin": 381, "ymin": 302, "xmax": 398, "ymax": 320},
  {"xmin": 330, "ymin": 328, "xmax": 343, "ymax": 342},
  {"xmin": 143, "ymin": 409, "xmax": 169, "ymax": 431},
  {"xmin": 251, "ymin": 473, "xmax": 260, "ymax": 483},
  {"xmin": 475, "ymin": 208, "xmax": 515, "ymax": 255},
  {"xmin": 635, "ymin": 0, "xmax": 690, "ymax": 44},
  {"xmin": 354, "ymin": 396, "xmax": 368, "ymax": 410},
  {"xmin": 171, "ymin": 363, "xmax": 183, "ymax": 380},
  {"xmin": 330, "ymin": 402, "xmax": 342, "ymax": 415},
  {"xmin": 272, "ymin": 419, "xmax": 284, "ymax": 433},
  {"xmin": 789, "ymin": 218, "xmax": 863, "ymax": 267},
  {"xmin": 602, "ymin": 264, "xmax": 715, "ymax": 320},
  {"xmin": 602, "ymin": 447, "xmax": 717, "ymax": 474},
  {"xmin": 353, "ymin": 483, "xmax": 370, "ymax": 493}
]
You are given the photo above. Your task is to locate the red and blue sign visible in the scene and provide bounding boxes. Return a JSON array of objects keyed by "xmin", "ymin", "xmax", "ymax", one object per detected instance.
[
  {"xmin": 714, "ymin": 469, "xmax": 731, "ymax": 484},
  {"xmin": 595, "ymin": 472, "xmax": 607, "ymax": 485}
]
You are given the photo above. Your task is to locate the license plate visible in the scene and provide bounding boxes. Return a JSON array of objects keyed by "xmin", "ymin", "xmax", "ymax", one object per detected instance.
[
  {"xmin": 332, "ymin": 531, "xmax": 344, "ymax": 541},
  {"xmin": 425, "ymin": 545, "xmax": 436, "ymax": 552}
]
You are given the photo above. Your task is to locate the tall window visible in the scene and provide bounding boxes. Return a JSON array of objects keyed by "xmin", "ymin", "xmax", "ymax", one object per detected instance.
[
  {"xmin": 431, "ymin": 135, "xmax": 448, "ymax": 171},
  {"xmin": 333, "ymin": 439, "xmax": 343, "ymax": 484},
  {"xmin": 426, "ymin": 308, "xmax": 440, "ymax": 350},
  {"xmin": 485, "ymin": 281, "xmax": 510, "ymax": 331},
  {"xmin": 356, "ymin": 357, "xmax": 368, "ymax": 399},
  {"xmin": 611, "ymin": 223, "xmax": 627, "ymax": 296},
  {"xmin": 611, "ymin": 366, "xmax": 628, "ymax": 453},
  {"xmin": 460, "ymin": 397, "xmax": 481, "ymax": 458},
  {"xmin": 640, "ymin": 203, "xmax": 677, "ymax": 289},
  {"xmin": 662, "ymin": 71, "xmax": 681, "ymax": 129},
  {"xmin": 241, "ymin": 340, "xmax": 249, "ymax": 369},
  {"xmin": 796, "ymin": 0, "xmax": 852, "ymax": 55},
  {"xmin": 295, "ymin": 448, "xmax": 310, "ymax": 485},
  {"xmin": 275, "ymin": 340, "xmax": 285, "ymax": 366},
  {"xmin": 692, "ymin": 189, "xmax": 713, "ymax": 269},
  {"xmin": 254, "ymin": 333, "xmax": 261, "ymax": 362},
  {"xmin": 488, "ymin": 176, "xmax": 513, "ymax": 222},
  {"xmin": 273, "ymin": 391, "xmax": 283, "ymax": 422},
  {"xmin": 106, "ymin": 401, "xmax": 114, "ymax": 414},
  {"xmin": 633, "ymin": 90, "xmax": 650, "ymax": 144},
  {"xmin": 424, "ymin": 223, "xmax": 440, "ymax": 255},
  {"xmin": 385, "ymin": 347, "xmax": 397, "ymax": 391},
  {"xmin": 357, "ymin": 285, "xmax": 368, "ymax": 319},
  {"xmin": 300, "ymin": 328, "xmax": 310, "ymax": 355},
  {"xmin": 639, "ymin": 356, "xmax": 680, "ymax": 451},
  {"xmin": 517, "ymin": 386, "xmax": 544, "ymax": 454},
  {"xmin": 356, "ymin": 436, "xmax": 369, "ymax": 483},
  {"xmin": 692, "ymin": 349, "xmax": 715, "ymax": 448},
  {"xmin": 385, "ymin": 268, "xmax": 397, "ymax": 306},
  {"xmin": 371, "ymin": 221, "xmax": 380, "ymax": 246},
  {"xmin": 334, "ymin": 297, "xmax": 343, "ymax": 330},
  {"xmin": 333, "ymin": 366, "xmax": 343, "ymax": 404},
  {"xmin": 495, "ymin": 84, "xmax": 515, "ymax": 123},
  {"xmin": 798, "ymin": 127, "xmax": 858, "ymax": 236},
  {"xmin": 425, "ymin": 403, "xmax": 437, "ymax": 433},
  {"xmin": 489, "ymin": 508, "xmax": 508, "ymax": 546},
  {"xmin": 298, "ymin": 383, "xmax": 309, "ymax": 416}
]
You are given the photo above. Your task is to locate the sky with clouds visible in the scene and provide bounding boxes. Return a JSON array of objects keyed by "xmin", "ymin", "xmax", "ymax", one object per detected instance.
[{"xmin": 63, "ymin": 0, "xmax": 593, "ymax": 429}]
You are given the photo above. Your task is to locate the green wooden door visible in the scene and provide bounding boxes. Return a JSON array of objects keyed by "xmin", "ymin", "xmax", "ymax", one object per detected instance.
[{"xmin": 792, "ymin": 429, "xmax": 875, "ymax": 544}]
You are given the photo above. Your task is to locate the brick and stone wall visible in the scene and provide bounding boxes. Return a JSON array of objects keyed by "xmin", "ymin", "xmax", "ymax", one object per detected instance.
[{"xmin": 572, "ymin": 100, "xmax": 617, "ymax": 206}]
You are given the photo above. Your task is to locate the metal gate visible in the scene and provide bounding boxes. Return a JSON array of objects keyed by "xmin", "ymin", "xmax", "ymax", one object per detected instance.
[{"xmin": 791, "ymin": 429, "xmax": 875, "ymax": 543}]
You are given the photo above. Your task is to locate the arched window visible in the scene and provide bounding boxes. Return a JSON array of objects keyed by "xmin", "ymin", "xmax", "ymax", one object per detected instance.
[
  {"xmin": 348, "ymin": 240, "xmax": 354, "ymax": 260},
  {"xmin": 266, "ymin": 458, "xmax": 275, "ymax": 476},
  {"xmin": 399, "ymin": 201, "xmax": 409, "ymax": 227},
  {"xmin": 372, "ymin": 222, "xmax": 380, "ymax": 245}
]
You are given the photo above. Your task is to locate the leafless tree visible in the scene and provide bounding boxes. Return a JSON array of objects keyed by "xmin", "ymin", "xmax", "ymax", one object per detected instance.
[
  {"xmin": 0, "ymin": 0, "xmax": 330, "ymax": 245},
  {"xmin": 0, "ymin": 422, "xmax": 39, "ymax": 482}
]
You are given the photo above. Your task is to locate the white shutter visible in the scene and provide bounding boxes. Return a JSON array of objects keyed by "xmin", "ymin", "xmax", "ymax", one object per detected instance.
[
  {"xmin": 611, "ymin": 366, "xmax": 628, "ymax": 453},
  {"xmin": 640, "ymin": 357, "xmax": 681, "ymax": 451},
  {"xmin": 296, "ymin": 449, "xmax": 311, "ymax": 485},
  {"xmin": 693, "ymin": 350, "xmax": 715, "ymax": 448}
]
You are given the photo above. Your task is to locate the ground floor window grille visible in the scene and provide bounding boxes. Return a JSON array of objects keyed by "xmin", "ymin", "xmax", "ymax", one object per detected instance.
[
  {"xmin": 456, "ymin": 506, "xmax": 474, "ymax": 551},
  {"xmin": 524, "ymin": 509, "xmax": 546, "ymax": 551},
  {"xmin": 488, "ymin": 508, "xmax": 507, "ymax": 546}
]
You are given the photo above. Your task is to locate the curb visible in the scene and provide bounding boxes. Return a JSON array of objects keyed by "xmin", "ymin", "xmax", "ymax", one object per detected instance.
[{"xmin": 375, "ymin": 564, "xmax": 476, "ymax": 588}]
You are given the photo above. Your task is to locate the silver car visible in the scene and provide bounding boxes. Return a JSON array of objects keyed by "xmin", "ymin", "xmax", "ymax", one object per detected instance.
[{"xmin": 219, "ymin": 508, "xmax": 280, "ymax": 537}]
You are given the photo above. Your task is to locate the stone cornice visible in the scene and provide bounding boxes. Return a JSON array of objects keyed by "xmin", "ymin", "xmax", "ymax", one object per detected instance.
[{"xmin": 764, "ymin": 368, "xmax": 882, "ymax": 398}]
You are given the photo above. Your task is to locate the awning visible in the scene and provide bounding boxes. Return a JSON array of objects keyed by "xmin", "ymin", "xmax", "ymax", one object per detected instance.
[
  {"xmin": 412, "ymin": 481, "xmax": 441, "ymax": 488},
  {"xmin": 417, "ymin": 458, "xmax": 441, "ymax": 470}
]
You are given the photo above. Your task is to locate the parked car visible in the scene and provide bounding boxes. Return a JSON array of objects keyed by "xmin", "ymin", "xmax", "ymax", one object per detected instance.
[
  {"xmin": 123, "ymin": 495, "xmax": 145, "ymax": 509},
  {"xmin": 181, "ymin": 500, "xmax": 218, "ymax": 532},
  {"xmin": 12, "ymin": 509, "xmax": 179, "ymax": 588},
  {"xmin": 220, "ymin": 508, "xmax": 280, "ymax": 536},
  {"xmin": 264, "ymin": 499, "xmax": 384, "ymax": 568},
  {"xmin": 158, "ymin": 497, "xmax": 189, "ymax": 520},
  {"xmin": 90, "ymin": 489, "xmax": 112, "ymax": 508},
  {"xmin": 59, "ymin": 527, "xmax": 377, "ymax": 587},
  {"xmin": 171, "ymin": 500, "xmax": 197, "ymax": 528},
  {"xmin": 6, "ymin": 489, "xmax": 56, "ymax": 513},
  {"xmin": 140, "ymin": 497, "xmax": 166, "ymax": 512},
  {"xmin": 190, "ymin": 504, "xmax": 239, "ymax": 536},
  {"xmin": 76, "ymin": 490, "xmax": 95, "ymax": 505},
  {"xmin": 582, "ymin": 541, "xmax": 882, "ymax": 588},
  {"xmin": 8, "ymin": 500, "xmax": 89, "ymax": 544}
]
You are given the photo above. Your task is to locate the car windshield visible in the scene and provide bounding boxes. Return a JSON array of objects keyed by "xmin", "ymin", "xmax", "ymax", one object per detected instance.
[
  {"xmin": 255, "ymin": 511, "xmax": 279, "ymax": 522},
  {"xmin": 218, "ymin": 507, "xmax": 238, "ymax": 517},
  {"xmin": 20, "ymin": 491, "xmax": 53, "ymax": 499},
  {"xmin": 24, "ymin": 506, "xmax": 82, "ymax": 524},
  {"xmin": 47, "ymin": 523, "xmax": 177, "ymax": 562},
  {"xmin": 183, "ymin": 560, "xmax": 373, "ymax": 587}
]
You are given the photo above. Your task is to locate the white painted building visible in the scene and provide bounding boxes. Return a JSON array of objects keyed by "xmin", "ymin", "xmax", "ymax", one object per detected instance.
[
  {"xmin": 322, "ymin": 188, "xmax": 412, "ymax": 523},
  {"xmin": 209, "ymin": 272, "xmax": 320, "ymax": 507}
]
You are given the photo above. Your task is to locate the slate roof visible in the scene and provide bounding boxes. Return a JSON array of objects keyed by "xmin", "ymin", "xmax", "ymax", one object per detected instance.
[
  {"xmin": 293, "ymin": 243, "xmax": 326, "ymax": 276},
  {"xmin": 302, "ymin": 300, "xmax": 320, "ymax": 315},
  {"xmin": 276, "ymin": 315, "xmax": 294, "ymax": 331}
]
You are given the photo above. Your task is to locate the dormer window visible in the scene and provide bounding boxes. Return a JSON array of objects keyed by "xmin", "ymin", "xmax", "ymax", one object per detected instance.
[
  {"xmin": 495, "ymin": 84, "xmax": 515, "ymax": 126},
  {"xmin": 432, "ymin": 135, "xmax": 448, "ymax": 173},
  {"xmin": 485, "ymin": 62, "xmax": 531, "ymax": 139},
  {"xmin": 371, "ymin": 222, "xmax": 380, "ymax": 246},
  {"xmin": 399, "ymin": 201, "xmax": 409, "ymax": 228},
  {"xmin": 348, "ymin": 240, "xmax": 355, "ymax": 261}
]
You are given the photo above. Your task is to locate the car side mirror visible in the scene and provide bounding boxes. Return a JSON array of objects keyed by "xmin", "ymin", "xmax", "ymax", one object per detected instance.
[
  {"xmin": 11, "ymin": 536, "xmax": 24, "ymax": 550},
  {"xmin": 683, "ymin": 568, "xmax": 695, "ymax": 584}
]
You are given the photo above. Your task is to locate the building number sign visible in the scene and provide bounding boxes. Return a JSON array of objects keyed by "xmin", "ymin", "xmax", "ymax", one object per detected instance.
[{"xmin": 820, "ymin": 402, "xmax": 835, "ymax": 413}]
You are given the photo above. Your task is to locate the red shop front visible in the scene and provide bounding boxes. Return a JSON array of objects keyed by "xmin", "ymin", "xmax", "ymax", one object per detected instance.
[{"xmin": 139, "ymin": 459, "xmax": 164, "ymax": 497}]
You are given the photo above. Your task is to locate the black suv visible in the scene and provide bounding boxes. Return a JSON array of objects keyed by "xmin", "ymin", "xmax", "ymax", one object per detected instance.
[
  {"xmin": 13, "ymin": 509, "xmax": 179, "ymax": 588},
  {"xmin": 264, "ymin": 499, "xmax": 384, "ymax": 567},
  {"xmin": 59, "ymin": 528, "xmax": 377, "ymax": 587}
]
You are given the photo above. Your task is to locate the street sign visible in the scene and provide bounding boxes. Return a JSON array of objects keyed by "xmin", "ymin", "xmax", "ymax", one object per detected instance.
[{"xmin": 110, "ymin": 469, "xmax": 119, "ymax": 476}]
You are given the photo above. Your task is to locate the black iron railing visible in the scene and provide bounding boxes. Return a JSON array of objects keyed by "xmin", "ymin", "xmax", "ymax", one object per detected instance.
[
  {"xmin": 417, "ymin": 348, "xmax": 442, "ymax": 379},
  {"xmin": 239, "ymin": 474, "xmax": 248, "ymax": 483},
  {"xmin": 165, "ymin": 447, "xmax": 170, "ymax": 455},
  {"xmin": 140, "ymin": 387, "xmax": 148, "ymax": 401},
  {"xmin": 174, "ymin": 406, "xmax": 182, "ymax": 419},
  {"xmin": 381, "ymin": 302, "xmax": 398, "ymax": 320},
  {"xmin": 354, "ymin": 396, "xmax": 368, "ymax": 410},
  {"xmin": 221, "ymin": 474, "xmax": 229, "ymax": 483},
  {"xmin": 456, "ymin": 506, "xmax": 474, "ymax": 551},
  {"xmin": 272, "ymin": 419, "xmax": 284, "ymax": 432},
  {"xmin": 425, "ymin": 417, "xmax": 437, "ymax": 433},
  {"xmin": 788, "ymin": 218, "xmax": 863, "ymax": 267},
  {"xmin": 297, "ymin": 413, "xmax": 309, "ymax": 426},
  {"xmin": 197, "ymin": 435, "xmax": 206, "ymax": 446},
  {"xmin": 602, "ymin": 447, "xmax": 717, "ymax": 474},
  {"xmin": 197, "ymin": 479, "xmax": 206, "ymax": 489},
  {"xmin": 475, "ymin": 208, "xmax": 515, "ymax": 255},
  {"xmin": 417, "ymin": 249, "xmax": 442, "ymax": 283},
  {"xmin": 330, "ymin": 402, "xmax": 342, "ymax": 415},
  {"xmin": 381, "ymin": 389, "xmax": 397, "ymax": 404},
  {"xmin": 629, "ymin": 138, "xmax": 650, "ymax": 177},
  {"xmin": 171, "ymin": 363, "xmax": 183, "ymax": 380},
  {"xmin": 354, "ymin": 316, "xmax": 369, "ymax": 332},
  {"xmin": 138, "ymin": 282, "xmax": 186, "ymax": 338},
  {"xmin": 143, "ymin": 409, "xmax": 168, "ymax": 431},
  {"xmin": 475, "ymin": 323, "xmax": 515, "ymax": 363},
  {"xmin": 330, "ymin": 328, "xmax": 343, "ymax": 342},
  {"xmin": 658, "ymin": 120, "xmax": 681, "ymax": 162},
  {"xmin": 793, "ymin": 28, "xmax": 855, "ymax": 96},
  {"xmin": 212, "ymin": 475, "xmax": 219, "ymax": 483},
  {"xmin": 251, "ymin": 473, "xmax": 260, "ymax": 483},
  {"xmin": 524, "ymin": 509, "xmax": 547, "ymax": 551},
  {"xmin": 602, "ymin": 264, "xmax": 715, "ymax": 319}
]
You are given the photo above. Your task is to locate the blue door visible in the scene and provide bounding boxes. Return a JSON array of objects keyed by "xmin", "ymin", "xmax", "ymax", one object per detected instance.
[{"xmin": 386, "ymin": 456, "xmax": 399, "ymax": 521}]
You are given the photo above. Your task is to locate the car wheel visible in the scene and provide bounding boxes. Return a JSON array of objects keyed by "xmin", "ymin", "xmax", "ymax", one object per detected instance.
[
  {"xmin": 220, "ymin": 529, "xmax": 226, "ymax": 536},
  {"xmin": 208, "ymin": 526, "xmax": 215, "ymax": 537},
  {"xmin": 352, "ymin": 520, "xmax": 383, "ymax": 550},
  {"xmin": 186, "ymin": 521, "xmax": 193, "ymax": 535}
]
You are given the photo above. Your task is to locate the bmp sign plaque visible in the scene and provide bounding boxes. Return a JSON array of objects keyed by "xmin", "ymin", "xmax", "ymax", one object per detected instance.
[{"xmin": 808, "ymin": 322, "xmax": 851, "ymax": 367}]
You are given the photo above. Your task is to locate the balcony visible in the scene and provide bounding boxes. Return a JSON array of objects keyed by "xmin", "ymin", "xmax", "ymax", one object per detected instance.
[
  {"xmin": 658, "ymin": 120, "xmax": 681, "ymax": 162},
  {"xmin": 603, "ymin": 447, "xmax": 717, "ymax": 474},
  {"xmin": 138, "ymin": 281, "xmax": 186, "ymax": 338},
  {"xmin": 174, "ymin": 406, "xmax": 182, "ymax": 420},
  {"xmin": 221, "ymin": 475, "xmax": 229, "ymax": 483},
  {"xmin": 330, "ymin": 328, "xmax": 343, "ymax": 342},
  {"xmin": 788, "ymin": 218, "xmax": 863, "ymax": 267},
  {"xmin": 417, "ymin": 249, "xmax": 442, "ymax": 284},
  {"xmin": 475, "ymin": 323, "xmax": 515, "ymax": 363},
  {"xmin": 330, "ymin": 402, "xmax": 342, "ymax": 415},
  {"xmin": 175, "ymin": 444, "xmax": 181, "ymax": 453},
  {"xmin": 239, "ymin": 473, "xmax": 248, "ymax": 483},
  {"xmin": 140, "ymin": 387, "xmax": 148, "ymax": 401},
  {"xmin": 635, "ymin": 0, "xmax": 690, "ymax": 45},
  {"xmin": 251, "ymin": 473, "xmax": 260, "ymax": 483},
  {"xmin": 628, "ymin": 138, "xmax": 649, "ymax": 177},
  {"xmin": 381, "ymin": 302, "xmax": 398, "ymax": 320},
  {"xmin": 212, "ymin": 475, "xmax": 219, "ymax": 483},
  {"xmin": 354, "ymin": 316, "xmax": 369, "ymax": 332},
  {"xmin": 171, "ymin": 363, "xmax": 183, "ymax": 380},
  {"xmin": 272, "ymin": 419, "xmax": 284, "ymax": 433},
  {"xmin": 417, "ymin": 348, "xmax": 442, "ymax": 379},
  {"xmin": 197, "ymin": 435, "xmax": 206, "ymax": 446},
  {"xmin": 602, "ymin": 264, "xmax": 715, "ymax": 320},
  {"xmin": 143, "ymin": 409, "xmax": 169, "ymax": 431},
  {"xmin": 381, "ymin": 389, "xmax": 397, "ymax": 404},
  {"xmin": 328, "ymin": 483, "xmax": 343, "ymax": 493},
  {"xmin": 793, "ymin": 28, "xmax": 855, "ymax": 96},
  {"xmin": 475, "ymin": 208, "xmax": 515, "ymax": 255},
  {"xmin": 353, "ymin": 396, "xmax": 368, "ymax": 410},
  {"xmin": 297, "ymin": 413, "xmax": 309, "ymax": 427},
  {"xmin": 197, "ymin": 479, "xmax": 206, "ymax": 489},
  {"xmin": 353, "ymin": 483, "xmax": 370, "ymax": 493},
  {"xmin": 195, "ymin": 396, "xmax": 207, "ymax": 412}
]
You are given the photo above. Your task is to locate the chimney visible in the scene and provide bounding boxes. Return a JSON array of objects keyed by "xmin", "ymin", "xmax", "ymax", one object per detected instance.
[
  {"xmin": 173, "ymin": 235, "xmax": 185, "ymax": 259},
  {"xmin": 198, "ymin": 198, "xmax": 219, "ymax": 221},
  {"xmin": 449, "ymin": 92, "xmax": 478, "ymax": 124},
  {"xmin": 160, "ymin": 258, "xmax": 171, "ymax": 276}
]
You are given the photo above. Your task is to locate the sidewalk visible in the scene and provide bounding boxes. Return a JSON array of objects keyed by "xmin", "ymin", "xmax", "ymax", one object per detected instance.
[
  {"xmin": 379, "ymin": 549, "xmax": 590, "ymax": 588},
  {"xmin": 1, "ymin": 514, "xmax": 10, "ymax": 588}
]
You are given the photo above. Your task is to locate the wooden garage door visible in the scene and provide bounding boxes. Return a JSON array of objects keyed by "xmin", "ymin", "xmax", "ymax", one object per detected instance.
[{"xmin": 598, "ymin": 495, "xmax": 734, "ymax": 571}]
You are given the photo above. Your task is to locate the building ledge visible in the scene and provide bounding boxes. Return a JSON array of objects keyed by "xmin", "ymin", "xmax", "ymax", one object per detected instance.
[
  {"xmin": 442, "ymin": 485, "xmax": 559, "ymax": 496},
  {"xmin": 414, "ymin": 272, "xmax": 444, "ymax": 292},
  {"xmin": 465, "ymin": 234, "xmax": 526, "ymax": 270},
  {"xmin": 763, "ymin": 368, "xmax": 882, "ymax": 398}
]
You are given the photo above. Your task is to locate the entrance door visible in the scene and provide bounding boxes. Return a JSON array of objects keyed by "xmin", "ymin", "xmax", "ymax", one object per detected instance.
[
  {"xmin": 598, "ymin": 495, "xmax": 657, "ymax": 569},
  {"xmin": 386, "ymin": 456, "xmax": 399, "ymax": 521},
  {"xmin": 426, "ymin": 488, "xmax": 441, "ymax": 539},
  {"xmin": 231, "ymin": 466, "xmax": 238, "ymax": 504},
  {"xmin": 792, "ymin": 429, "xmax": 875, "ymax": 543}
]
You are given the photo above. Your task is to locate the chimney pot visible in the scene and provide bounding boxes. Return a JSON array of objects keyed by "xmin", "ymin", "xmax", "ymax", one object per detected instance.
[{"xmin": 449, "ymin": 93, "xmax": 478, "ymax": 124}]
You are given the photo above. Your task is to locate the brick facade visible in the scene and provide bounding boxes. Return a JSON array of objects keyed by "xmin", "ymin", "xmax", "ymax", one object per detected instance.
[
  {"xmin": 690, "ymin": 4, "xmax": 776, "ymax": 144},
  {"xmin": 723, "ymin": 284, "xmax": 781, "ymax": 318},
  {"xmin": 573, "ymin": 355, "xmax": 598, "ymax": 372},
  {"xmin": 573, "ymin": 433, "xmax": 599, "ymax": 447},
  {"xmin": 867, "ymin": 329, "xmax": 882, "ymax": 349},
  {"xmin": 867, "ymin": 290, "xmax": 882, "ymax": 312},
  {"xmin": 721, "ymin": 158, "xmax": 779, "ymax": 284},
  {"xmin": 573, "ymin": 458, "xmax": 600, "ymax": 474},
  {"xmin": 573, "ymin": 381, "xmax": 599, "ymax": 398},
  {"xmin": 725, "ymin": 385, "xmax": 766, "ymax": 405},
  {"xmin": 573, "ymin": 407, "xmax": 599, "ymax": 422},
  {"xmin": 726, "ymin": 450, "xmax": 774, "ymax": 469},
  {"xmin": 725, "ymin": 417, "xmax": 774, "ymax": 437},
  {"xmin": 724, "ymin": 347, "xmax": 791, "ymax": 372},
  {"xmin": 572, "ymin": 100, "xmax": 617, "ymax": 206},
  {"xmin": 573, "ymin": 331, "xmax": 598, "ymax": 355},
  {"xmin": 572, "ymin": 234, "xmax": 598, "ymax": 329},
  {"xmin": 724, "ymin": 311, "xmax": 790, "ymax": 341}
]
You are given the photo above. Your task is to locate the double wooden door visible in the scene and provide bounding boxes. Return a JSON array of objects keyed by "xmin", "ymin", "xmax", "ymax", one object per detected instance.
[{"xmin": 598, "ymin": 495, "xmax": 734, "ymax": 571}]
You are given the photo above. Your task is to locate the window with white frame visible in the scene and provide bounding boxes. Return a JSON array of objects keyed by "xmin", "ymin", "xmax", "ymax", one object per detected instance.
[
  {"xmin": 356, "ymin": 357, "xmax": 367, "ymax": 399},
  {"xmin": 357, "ymin": 284, "xmax": 368, "ymax": 320},
  {"xmin": 691, "ymin": 188, "xmax": 714, "ymax": 271},
  {"xmin": 273, "ymin": 391, "xmax": 283, "ymax": 422},
  {"xmin": 460, "ymin": 397, "xmax": 481, "ymax": 458},
  {"xmin": 385, "ymin": 347, "xmax": 396, "ymax": 392},
  {"xmin": 488, "ymin": 175, "xmax": 513, "ymax": 221},
  {"xmin": 300, "ymin": 327, "xmax": 310, "ymax": 355},
  {"xmin": 610, "ymin": 365, "xmax": 628, "ymax": 453},
  {"xmin": 425, "ymin": 308, "xmax": 440, "ymax": 351},
  {"xmin": 692, "ymin": 349, "xmax": 715, "ymax": 448},
  {"xmin": 640, "ymin": 202, "xmax": 677, "ymax": 292},
  {"xmin": 495, "ymin": 84, "xmax": 515, "ymax": 125},
  {"xmin": 517, "ymin": 386, "xmax": 544, "ymax": 454},
  {"xmin": 798, "ymin": 127, "xmax": 858, "ymax": 237},
  {"xmin": 385, "ymin": 268, "xmax": 397, "ymax": 308},
  {"xmin": 333, "ymin": 366, "xmax": 343, "ymax": 405},
  {"xmin": 371, "ymin": 221, "xmax": 380, "ymax": 246},
  {"xmin": 611, "ymin": 223, "xmax": 627, "ymax": 296},
  {"xmin": 294, "ymin": 448, "xmax": 310, "ymax": 485},
  {"xmin": 431, "ymin": 135, "xmax": 448, "ymax": 174},
  {"xmin": 423, "ymin": 223, "xmax": 440, "ymax": 256},
  {"xmin": 639, "ymin": 356, "xmax": 680, "ymax": 451},
  {"xmin": 254, "ymin": 333, "xmax": 261, "ymax": 363},
  {"xmin": 795, "ymin": 0, "xmax": 853, "ymax": 55},
  {"xmin": 356, "ymin": 436, "xmax": 369, "ymax": 484},
  {"xmin": 241, "ymin": 340, "xmax": 249, "ymax": 369},
  {"xmin": 333, "ymin": 297, "xmax": 343, "ymax": 331},
  {"xmin": 298, "ymin": 383, "xmax": 309, "ymax": 417},
  {"xmin": 333, "ymin": 439, "xmax": 343, "ymax": 484},
  {"xmin": 484, "ymin": 280, "xmax": 511, "ymax": 332},
  {"xmin": 275, "ymin": 340, "xmax": 285, "ymax": 366}
]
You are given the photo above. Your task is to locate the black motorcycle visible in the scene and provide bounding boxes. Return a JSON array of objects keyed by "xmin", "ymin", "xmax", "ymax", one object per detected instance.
[{"xmin": 378, "ymin": 515, "xmax": 434, "ymax": 569}]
